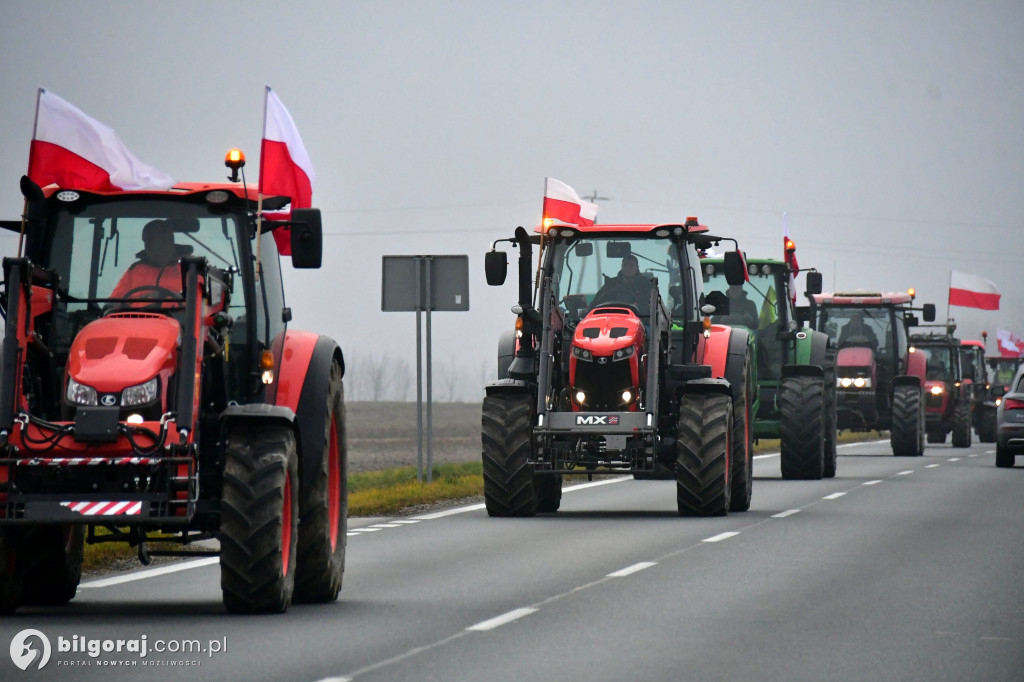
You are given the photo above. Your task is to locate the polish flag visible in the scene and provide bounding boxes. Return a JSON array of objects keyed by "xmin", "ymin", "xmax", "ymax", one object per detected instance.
[
  {"xmin": 579, "ymin": 200, "xmax": 598, "ymax": 226},
  {"xmin": 259, "ymin": 87, "xmax": 316, "ymax": 255},
  {"xmin": 948, "ymin": 271, "xmax": 1000, "ymax": 310},
  {"xmin": 997, "ymin": 329, "xmax": 1023, "ymax": 358},
  {"xmin": 542, "ymin": 178, "xmax": 584, "ymax": 227},
  {"xmin": 783, "ymin": 215, "xmax": 799, "ymax": 301},
  {"xmin": 27, "ymin": 89, "xmax": 174, "ymax": 191}
]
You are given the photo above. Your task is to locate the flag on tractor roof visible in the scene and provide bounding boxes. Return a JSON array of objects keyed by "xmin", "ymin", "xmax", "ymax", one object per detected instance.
[
  {"xmin": 542, "ymin": 178, "xmax": 596, "ymax": 228},
  {"xmin": 997, "ymin": 329, "xmax": 1023, "ymax": 358},
  {"xmin": 783, "ymin": 214, "xmax": 799, "ymax": 302},
  {"xmin": 260, "ymin": 87, "xmax": 316, "ymax": 255},
  {"xmin": 27, "ymin": 88, "xmax": 174, "ymax": 192},
  {"xmin": 948, "ymin": 270, "xmax": 1000, "ymax": 310}
]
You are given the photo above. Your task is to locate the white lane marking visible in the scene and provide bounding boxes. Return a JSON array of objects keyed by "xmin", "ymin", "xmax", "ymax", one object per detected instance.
[
  {"xmin": 411, "ymin": 503, "xmax": 487, "ymax": 520},
  {"xmin": 351, "ymin": 527, "xmax": 382, "ymax": 532},
  {"xmin": 702, "ymin": 531, "xmax": 740, "ymax": 543},
  {"xmin": 369, "ymin": 523, "xmax": 402, "ymax": 528},
  {"xmin": 80, "ymin": 557, "xmax": 219, "ymax": 589},
  {"xmin": 897, "ymin": 470, "xmax": 914, "ymax": 475},
  {"xmin": 772, "ymin": 509, "xmax": 801, "ymax": 518},
  {"xmin": 466, "ymin": 607, "xmax": 538, "ymax": 631},
  {"xmin": 948, "ymin": 457, "xmax": 960, "ymax": 462},
  {"xmin": 863, "ymin": 480, "xmax": 883, "ymax": 486},
  {"xmin": 393, "ymin": 519, "xmax": 421, "ymax": 524},
  {"xmin": 823, "ymin": 492, "xmax": 847, "ymax": 500},
  {"xmin": 754, "ymin": 438, "xmax": 888, "ymax": 460},
  {"xmin": 926, "ymin": 464, "xmax": 941, "ymax": 469},
  {"xmin": 753, "ymin": 453, "xmax": 779, "ymax": 460},
  {"xmin": 607, "ymin": 562, "xmax": 657, "ymax": 577},
  {"xmin": 313, "ymin": 677, "xmax": 352, "ymax": 682}
]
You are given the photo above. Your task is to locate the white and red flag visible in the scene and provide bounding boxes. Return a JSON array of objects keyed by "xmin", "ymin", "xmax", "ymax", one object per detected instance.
[
  {"xmin": 579, "ymin": 200, "xmax": 598, "ymax": 226},
  {"xmin": 783, "ymin": 214, "xmax": 799, "ymax": 301},
  {"xmin": 948, "ymin": 271, "xmax": 1000, "ymax": 310},
  {"xmin": 27, "ymin": 89, "xmax": 174, "ymax": 191},
  {"xmin": 542, "ymin": 178, "xmax": 589, "ymax": 228},
  {"xmin": 259, "ymin": 87, "xmax": 316, "ymax": 254},
  {"xmin": 997, "ymin": 329, "xmax": 1024, "ymax": 358}
]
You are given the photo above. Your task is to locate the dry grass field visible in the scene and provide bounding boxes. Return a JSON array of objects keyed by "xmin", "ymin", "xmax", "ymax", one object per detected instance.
[{"xmin": 346, "ymin": 401, "xmax": 481, "ymax": 473}]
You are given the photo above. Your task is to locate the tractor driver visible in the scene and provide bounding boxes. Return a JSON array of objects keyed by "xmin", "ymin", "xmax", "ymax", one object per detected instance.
[
  {"xmin": 838, "ymin": 312, "xmax": 879, "ymax": 349},
  {"xmin": 111, "ymin": 219, "xmax": 184, "ymax": 300},
  {"xmin": 593, "ymin": 254, "xmax": 652, "ymax": 310}
]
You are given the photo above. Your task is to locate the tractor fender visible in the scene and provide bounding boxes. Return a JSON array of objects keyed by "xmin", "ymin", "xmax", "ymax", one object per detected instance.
[
  {"xmin": 497, "ymin": 328, "xmax": 516, "ymax": 381},
  {"xmin": 485, "ymin": 377, "xmax": 535, "ymax": 398},
  {"xmin": 724, "ymin": 326, "xmax": 751, "ymax": 403},
  {"xmin": 221, "ymin": 403, "xmax": 296, "ymax": 430},
  {"xmin": 906, "ymin": 348, "xmax": 927, "ymax": 381},
  {"xmin": 796, "ymin": 329, "xmax": 831, "ymax": 368},
  {"xmin": 698, "ymin": 324, "xmax": 734, "ymax": 380},
  {"xmin": 676, "ymin": 377, "xmax": 732, "ymax": 399},
  {"xmin": 279, "ymin": 334, "xmax": 344, "ymax": 496},
  {"xmin": 782, "ymin": 364, "xmax": 825, "ymax": 379},
  {"xmin": 892, "ymin": 374, "xmax": 922, "ymax": 389}
]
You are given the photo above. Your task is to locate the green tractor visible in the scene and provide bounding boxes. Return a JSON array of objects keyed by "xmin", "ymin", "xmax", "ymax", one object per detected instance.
[{"xmin": 700, "ymin": 253, "xmax": 837, "ymax": 479}]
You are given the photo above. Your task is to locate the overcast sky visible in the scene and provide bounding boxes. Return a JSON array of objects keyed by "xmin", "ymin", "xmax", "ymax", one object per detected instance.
[{"xmin": 1, "ymin": 1, "xmax": 1022, "ymax": 398}]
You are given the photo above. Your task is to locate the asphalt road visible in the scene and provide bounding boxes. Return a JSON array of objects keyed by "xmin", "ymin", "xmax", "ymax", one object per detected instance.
[{"xmin": 2, "ymin": 438, "xmax": 1022, "ymax": 681}]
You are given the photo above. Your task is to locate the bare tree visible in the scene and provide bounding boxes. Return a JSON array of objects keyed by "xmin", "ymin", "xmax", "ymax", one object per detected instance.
[
  {"xmin": 364, "ymin": 353, "xmax": 392, "ymax": 401},
  {"xmin": 390, "ymin": 357, "xmax": 413, "ymax": 401}
]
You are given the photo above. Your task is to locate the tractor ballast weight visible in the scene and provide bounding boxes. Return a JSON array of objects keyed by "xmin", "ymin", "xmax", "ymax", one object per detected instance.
[
  {"xmin": 483, "ymin": 220, "xmax": 754, "ymax": 517},
  {"xmin": 0, "ymin": 165, "xmax": 347, "ymax": 614},
  {"xmin": 810, "ymin": 291, "xmax": 934, "ymax": 457}
]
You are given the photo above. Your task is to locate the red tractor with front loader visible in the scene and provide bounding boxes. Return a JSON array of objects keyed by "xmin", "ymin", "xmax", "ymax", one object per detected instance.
[
  {"xmin": 810, "ymin": 290, "xmax": 935, "ymax": 456},
  {"xmin": 0, "ymin": 155, "xmax": 347, "ymax": 614},
  {"xmin": 483, "ymin": 219, "xmax": 754, "ymax": 517}
]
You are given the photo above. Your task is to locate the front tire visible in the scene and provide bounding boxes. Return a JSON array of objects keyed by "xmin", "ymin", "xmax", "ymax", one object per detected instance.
[
  {"xmin": 482, "ymin": 393, "xmax": 538, "ymax": 517},
  {"xmin": 20, "ymin": 525, "xmax": 84, "ymax": 606},
  {"xmin": 891, "ymin": 385, "xmax": 924, "ymax": 456},
  {"xmin": 780, "ymin": 375, "xmax": 825, "ymax": 480},
  {"xmin": 951, "ymin": 404, "xmax": 972, "ymax": 448},
  {"xmin": 729, "ymin": 352, "xmax": 753, "ymax": 511},
  {"xmin": 220, "ymin": 422, "xmax": 300, "ymax": 614},
  {"xmin": 676, "ymin": 392, "xmax": 732, "ymax": 517},
  {"xmin": 294, "ymin": 361, "xmax": 348, "ymax": 603}
]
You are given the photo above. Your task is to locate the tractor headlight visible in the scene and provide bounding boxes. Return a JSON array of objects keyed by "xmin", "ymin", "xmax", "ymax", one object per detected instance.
[
  {"xmin": 574, "ymin": 390, "xmax": 587, "ymax": 406},
  {"xmin": 122, "ymin": 378, "xmax": 158, "ymax": 406},
  {"xmin": 853, "ymin": 377, "xmax": 871, "ymax": 388},
  {"xmin": 839, "ymin": 377, "xmax": 853, "ymax": 388},
  {"xmin": 930, "ymin": 385, "xmax": 944, "ymax": 396},
  {"xmin": 66, "ymin": 378, "xmax": 98, "ymax": 406},
  {"xmin": 572, "ymin": 346, "xmax": 593, "ymax": 361},
  {"xmin": 621, "ymin": 389, "xmax": 634, "ymax": 404},
  {"xmin": 613, "ymin": 346, "xmax": 635, "ymax": 361}
]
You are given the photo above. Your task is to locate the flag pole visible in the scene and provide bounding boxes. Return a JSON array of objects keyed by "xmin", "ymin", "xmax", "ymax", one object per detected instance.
[
  {"xmin": 946, "ymin": 270, "xmax": 952, "ymax": 323},
  {"xmin": 254, "ymin": 86, "xmax": 271, "ymax": 282},
  {"xmin": 19, "ymin": 89, "xmax": 44, "ymax": 258}
]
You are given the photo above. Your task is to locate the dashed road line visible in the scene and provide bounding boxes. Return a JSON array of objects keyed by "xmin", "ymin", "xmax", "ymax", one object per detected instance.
[
  {"xmin": 823, "ymin": 492, "xmax": 847, "ymax": 500},
  {"xmin": 703, "ymin": 531, "xmax": 740, "ymax": 543},
  {"xmin": 607, "ymin": 562, "xmax": 657, "ymax": 577},
  {"xmin": 772, "ymin": 509, "xmax": 801, "ymax": 518},
  {"xmin": 466, "ymin": 607, "xmax": 538, "ymax": 631},
  {"xmin": 897, "ymin": 470, "xmax": 914, "ymax": 475},
  {"xmin": 926, "ymin": 463, "xmax": 941, "ymax": 469},
  {"xmin": 863, "ymin": 480, "xmax": 883, "ymax": 486}
]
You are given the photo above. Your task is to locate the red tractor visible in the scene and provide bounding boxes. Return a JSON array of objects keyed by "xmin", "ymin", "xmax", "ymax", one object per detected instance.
[
  {"xmin": 0, "ymin": 157, "xmax": 347, "ymax": 614},
  {"xmin": 911, "ymin": 324, "xmax": 971, "ymax": 447},
  {"xmin": 960, "ymin": 339, "xmax": 996, "ymax": 442},
  {"xmin": 483, "ymin": 219, "xmax": 754, "ymax": 516},
  {"xmin": 810, "ymin": 291, "xmax": 935, "ymax": 456}
]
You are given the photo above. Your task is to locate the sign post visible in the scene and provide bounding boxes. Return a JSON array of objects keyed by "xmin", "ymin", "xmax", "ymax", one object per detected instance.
[{"xmin": 382, "ymin": 255, "xmax": 469, "ymax": 482}]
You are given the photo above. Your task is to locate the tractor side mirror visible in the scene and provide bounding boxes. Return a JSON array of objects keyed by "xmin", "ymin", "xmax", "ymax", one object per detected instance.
[
  {"xmin": 289, "ymin": 208, "xmax": 323, "ymax": 268},
  {"xmin": 485, "ymin": 250, "xmax": 507, "ymax": 286},
  {"xmin": 20, "ymin": 175, "xmax": 45, "ymax": 223},
  {"xmin": 723, "ymin": 251, "xmax": 746, "ymax": 286},
  {"xmin": 922, "ymin": 303, "xmax": 936, "ymax": 322},
  {"xmin": 705, "ymin": 290, "xmax": 729, "ymax": 316},
  {"xmin": 805, "ymin": 271, "xmax": 823, "ymax": 295}
]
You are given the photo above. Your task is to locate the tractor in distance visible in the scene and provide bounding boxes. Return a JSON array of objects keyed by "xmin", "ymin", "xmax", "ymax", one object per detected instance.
[
  {"xmin": 909, "ymin": 322, "xmax": 972, "ymax": 447},
  {"xmin": 701, "ymin": 248, "xmax": 838, "ymax": 480},
  {"xmin": 960, "ymin": 338, "xmax": 996, "ymax": 442},
  {"xmin": 810, "ymin": 290, "xmax": 935, "ymax": 456},
  {"xmin": 0, "ymin": 153, "xmax": 347, "ymax": 614},
  {"xmin": 483, "ymin": 218, "xmax": 755, "ymax": 517}
]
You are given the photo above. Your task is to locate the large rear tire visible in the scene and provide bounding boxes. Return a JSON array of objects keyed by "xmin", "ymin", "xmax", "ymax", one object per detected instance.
[
  {"xmin": 978, "ymin": 408, "xmax": 997, "ymax": 443},
  {"xmin": 951, "ymin": 404, "xmax": 972, "ymax": 448},
  {"xmin": 294, "ymin": 361, "xmax": 348, "ymax": 604},
  {"xmin": 482, "ymin": 393, "xmax": 538, "ymax": 517},
  {"xmin": 822, "ymin": 350, "xmax": 838, "ymax": 478},
  {"xmin": 891, "ymin": 385, "xmax": 924, "ymax": 456},
  {"xmin": 729, "ymin": 352, "xmax": 753, "ymax": 511},
  {"xmin": 780, "ymin": 375, "xmax": 825, "ymax": 480},
  {"xmin": 20, "ymin": 525, "xmax": 84, "ymax": 606},
  {"xmin": 220, "ymin": 422, "xmax": 299, "ymax": 614},
  {"xmin": 676, "ymin": 392, "xmax": 732, "ymax": 517},
  {"xmin": 0, "ymin": 529, "xmax": 23, "ymax": 614}
]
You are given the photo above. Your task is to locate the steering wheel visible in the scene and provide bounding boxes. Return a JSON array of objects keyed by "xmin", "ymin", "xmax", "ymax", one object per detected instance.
[{"xmin": 104, "ymin": 285, "xmax": 182, "ymax": 314}]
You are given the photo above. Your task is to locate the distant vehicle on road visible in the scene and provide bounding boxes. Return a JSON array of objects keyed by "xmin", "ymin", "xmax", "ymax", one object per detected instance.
[{"xmin": 995, "ymin": 363, "xmax": 1024, "ymax": 467}]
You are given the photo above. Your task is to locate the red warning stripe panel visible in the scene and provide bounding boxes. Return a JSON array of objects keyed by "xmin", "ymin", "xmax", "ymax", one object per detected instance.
[
  {"xmin": 17, "ymin": 457, "xmax": 158, "ymax": 466},
  {"xmin": 60, "ymin": 501, "xmax": 143, "ymax": 516}
]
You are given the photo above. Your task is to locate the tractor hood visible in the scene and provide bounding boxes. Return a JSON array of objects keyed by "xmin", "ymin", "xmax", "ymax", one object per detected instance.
[
  {"xmin": 572, "ymin": 306, "xmax": 645, "ymax": 356},
  {"xmin": 67, "ymin": 313, "xmax": 180, "ymax": 392},
  {"xmin": 836, "ymin": 346, "xmax": 874, "ymax": 370}
]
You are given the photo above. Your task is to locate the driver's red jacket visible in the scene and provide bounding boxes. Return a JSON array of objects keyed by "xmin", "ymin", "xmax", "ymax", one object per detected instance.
[{"xmin": 111, "ymin": 261, "xmax": 182, "ymax": 299}]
